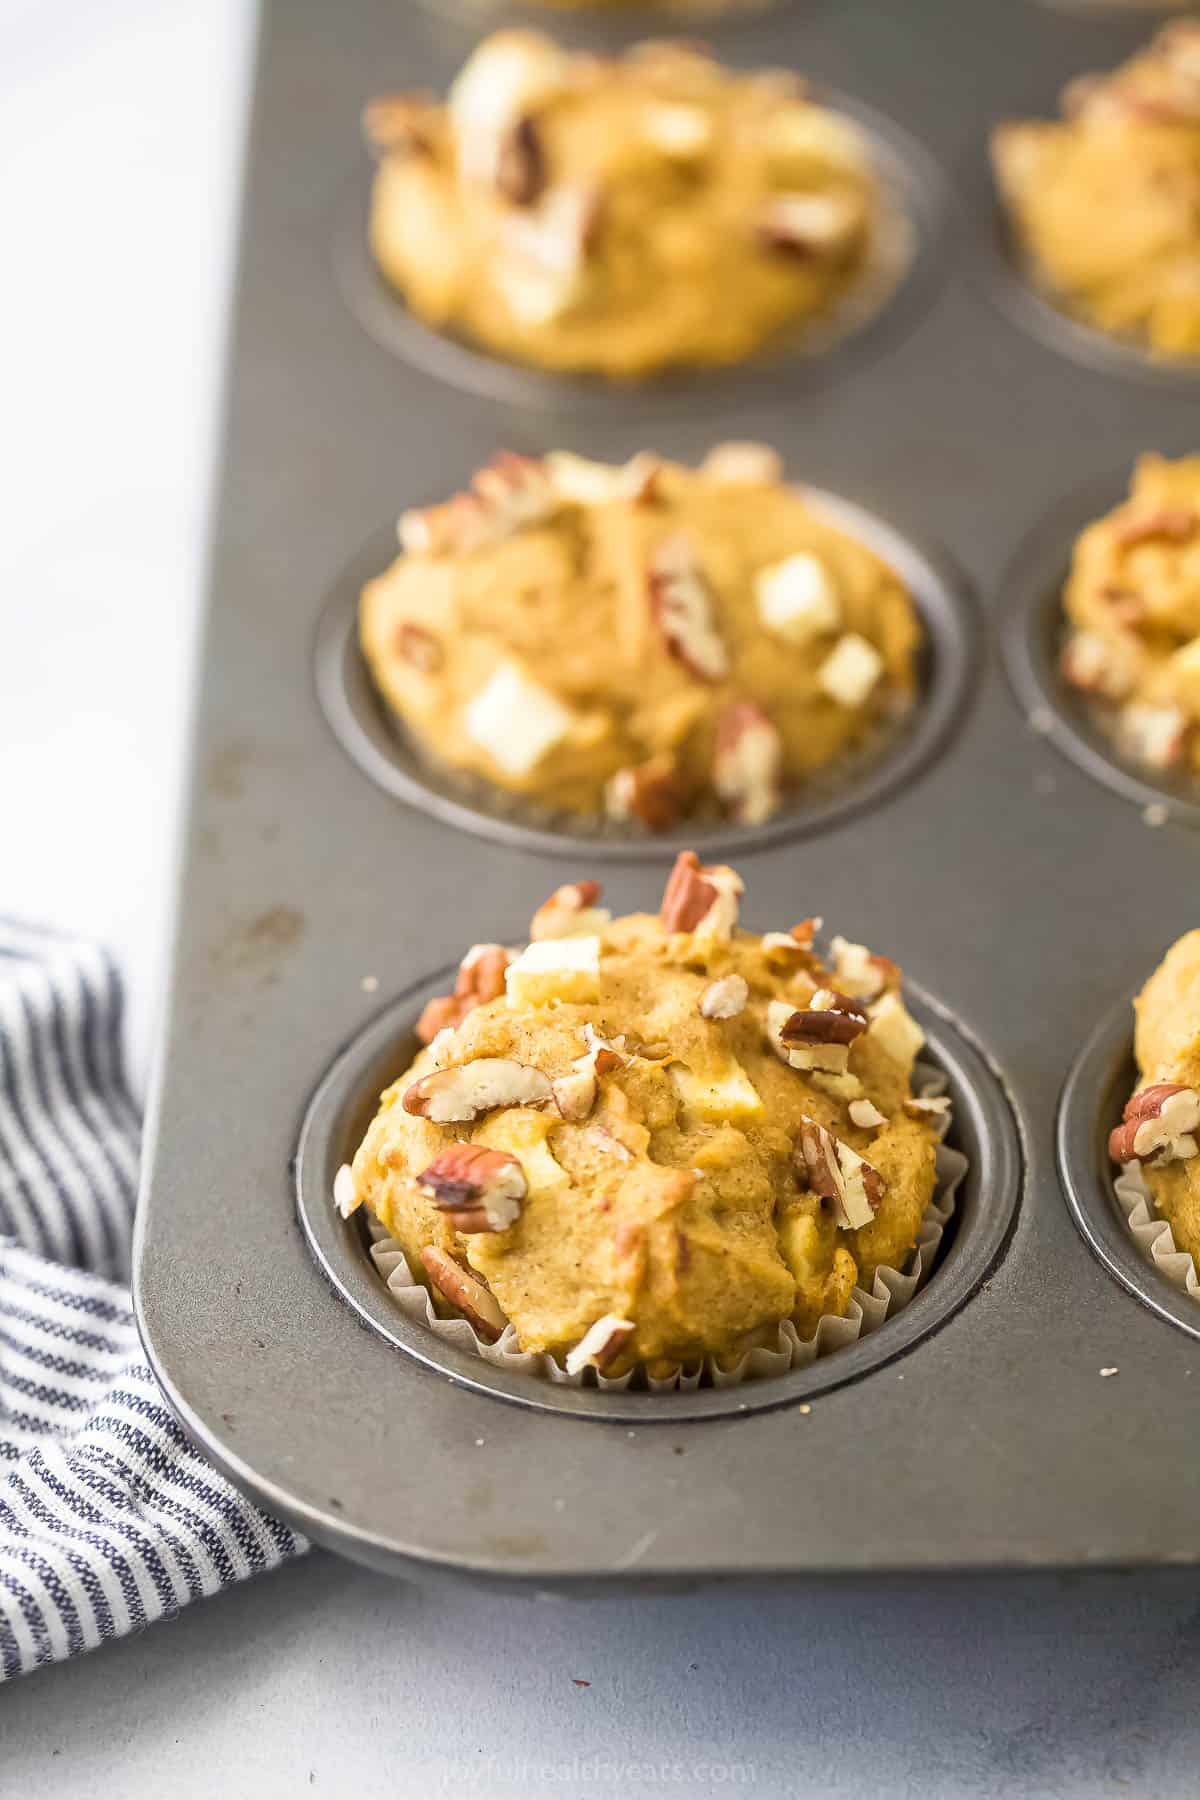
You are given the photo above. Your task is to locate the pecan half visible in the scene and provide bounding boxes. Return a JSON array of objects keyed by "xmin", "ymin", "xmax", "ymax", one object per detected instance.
[
  {"xmin": 416, "ymin": 945, "xmax": 513, "ymax": 1045},
  {"xmin": 417, "ymin": 1143, "xmax": 527, "ymax": 1232},
  {"xmin": 605, "ymin": 755, "xmax": 688, "ymax": 833},
  {"xmin": 394, "ymin": 621, "xmax": 444, "ymax": 674},
  {"xmin": 648, "ymin": 535, "xmax": 729, "ymax": 684},
  {"xmin": 795, "ymin": 1118, "xmax": 883, "ymax": 1230},
  {"xmin": 402, "ymin": 1058, "xmax": 554, "ymax": 1123},
  {"xmin": 420, "ymin": 1246, "xmax": 509, "ymax": 1342},
  {"xmin": 659, "ymin": 851, "xmax": 743, "ymax": 938},
  {"xmin": 699, "ymin": 973, "xmax": 749, "ymax": 1021},
  {"xmin": 1108, "ymin": 1084, "xmax": 1200, "ymax": 1166},
  {"xmin": 1113, "ymin": 508, "xmax": 1198, "ymax": 552},
  {"xmin": 713, "ymin": 701, "xmax": 783, "ymax": 826},
  {"xmin": 564, "ymin": 1313, "xmax": 637, "ymax": 1375},
  {"xmin": 494, "ymin": 115, "xmax": 546, "ymax": 206},
  {"xmin": 530, "ymin": 880, "xmax": 609, "ymax": 942},
  {"xmin": 849, "ymin": 1098, "xmax": 887, "ymax": 1131}
]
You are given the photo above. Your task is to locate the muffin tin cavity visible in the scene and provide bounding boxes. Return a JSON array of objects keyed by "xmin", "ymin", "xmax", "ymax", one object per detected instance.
[
  {"xmin": 334, "ymin": 92, "xmax": 946, "ymax": 415},
  {"xmin": 315, "ymin": 490, "xmax": 978, "ymax": 860},
  {"xmin": 976, "ymin": 152, "xmax": 1200, "ymax": 387},
  {"xmin": 295, "ymin": 966, "xmax": 1023, "ymax": 1424},
  {"xmin": 1001, "ymin": 476, "xmax": 1200, "ymax": 829},
  {"xmin": 1058, "ymin": 997, "xmax": 1200, "ymax": 1341}
]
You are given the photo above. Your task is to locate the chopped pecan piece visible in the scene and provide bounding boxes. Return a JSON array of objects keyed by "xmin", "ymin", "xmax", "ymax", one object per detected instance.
[
  {"xmin": 416, "ymin": 944, "xmax": 513, "ymax": 1045},
  {"xmin": 1108, "ymin": 1084, "xmax": 1200, "ymax": 1166},
  {"xmin": 768, "ymin": 991, "xmax": 867, "ymax": 1074},
  {"xmin": 795, "ymin": 1118, "xmax": 882, "ymax": 1230},
  {"xmin": 659, "ymin": 851, "xmax": 743, "ymax": 938},
  {"xmin": 714, "ymin": 701, "xmax": 783, "ymax": 826},
  {"xmin": 605, "ymin": 755, "xmax": 688, "ymax": 833},
  {"xmin": 530, "ymin": 880, "xmax": 610, "ymax": 942},
  {"xmin": 790, "ymin": 917, "xmax": 823, "ymax": 949},
  {"xmin": 699, "ymin": 973, "xmax": 749, "ymax": 1020},
  {"xmin": 417, "ymin": 1143, "xmax": 527, "ymax": 1232},
  {"xmin": 648, "ymin": 535, "xmax": 729, "ymax": 683},
  {"xmin": 1113, "ymin": 508, "xmax": 1198, "ymax": 552},
  {"xmin": 545, "ymin": 451, "xmax": 662, "ymax": 506},
  {"xmin": 829, "ymin": 936, "xmax": 898, "ymax": 1003},
  {"xmin": 564, "ymin": 1313, "xmax": 637, "ymax": 1375},
  {"xmin": 394, "ymin": 621, "xmax": 444, "ymax": 673},
  {"xmin": 849, "ymin": 1099, "xmax": 887, "ymax": 1131},
  {"xmin": 398, "ymin": 452, "xmax": 557, "ymax": 558},
  {"xmin": 903, "ymin": 1095, "xmax": 952, "ymax": 1123},
  {"xmin": 494, "ymin": 116, "xmax": 546, "ymax": 206},
  {"xmin": 402, "ymin": 1057, "xmax": 554, "ymax": 1123},
  {"xmin": 362, "ymin": 94, "xmax": 437, "ymax": 158},
  {"xmin": 420, "ymin": 1246, "xmax": 509, "ymax": 1342}
]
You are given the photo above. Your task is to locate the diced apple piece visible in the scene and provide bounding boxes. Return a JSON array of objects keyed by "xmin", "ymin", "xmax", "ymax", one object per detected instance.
[
  {"xmin": 463, "ymin": 661, "xmax": 573, "ymax": 777},
  {"xmin": 670, "ymin": 1058, "xmax": 764, "ymax": 1124},
  {"xmin": 755, "ymin": 553, "xmax": 841, "ymax": 646},
  {"xmin": 505, "ymin": 935, "xmax": 601, "ymax": 1007}
]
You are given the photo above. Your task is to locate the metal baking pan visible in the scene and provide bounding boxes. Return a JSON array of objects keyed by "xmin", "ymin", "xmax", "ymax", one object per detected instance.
[{"xmin": 134, "ymin": 0, "xmax": 1200, "ymax": 1585}]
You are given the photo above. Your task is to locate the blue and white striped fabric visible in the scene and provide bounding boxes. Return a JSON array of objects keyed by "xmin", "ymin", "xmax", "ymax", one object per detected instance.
[{"xmin": 0, "ymin": 921, "xmax": 305, "ymax": 1680}]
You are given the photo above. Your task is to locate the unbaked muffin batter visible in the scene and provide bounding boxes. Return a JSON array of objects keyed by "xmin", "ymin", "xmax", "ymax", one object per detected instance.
[
  {"xmin": 1059, "ymin": 454, "xmax": 1200, "ymax": 781},
  {"xmin": 337, "ymin": 855, "xmax": 944, "ymax": 1376},
  {"xmin": 364, "ymin": 33, "xmax": 885, "ymax": 378},
  {"xmin": 993, "ymin": 22, "xmax": 1200, "ymax": 356},
  {"xmin": 1111, "ymin": 930, "xmax": 1200, "ymax": 1267},
  {"xmin": 360, "ymin": 446, "xmax": 921, "ymax": 830}
]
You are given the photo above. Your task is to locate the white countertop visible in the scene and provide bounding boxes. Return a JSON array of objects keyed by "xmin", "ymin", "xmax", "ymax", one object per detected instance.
[{"xmin": 5, "ymin": 5, "xmax": 1200, "ymax": 1792}]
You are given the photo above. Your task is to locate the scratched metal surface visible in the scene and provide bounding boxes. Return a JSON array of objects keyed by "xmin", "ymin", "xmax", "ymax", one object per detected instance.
[{"xmin": 135, "ymin": 0, "xmax": 1200, "ymax": 1582}]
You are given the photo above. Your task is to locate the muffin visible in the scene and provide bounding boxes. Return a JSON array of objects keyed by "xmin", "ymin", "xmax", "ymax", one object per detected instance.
[
  {"xmin": 992, "ymin": 22, "xmax": 1200, "ymax": 356},
  {"xmin": 1059, "ymin": 454, "xmax": 1200, "ymax": 780},
  {"xmin": 360, "ymin": 446, "xmax": 921, "ymax": 830},
  {"xmin": 335, "ymin": 853, "xmax": 947, "ymax": 1379},
  {"xmin": 1110, "ymin": 930, "xmax": 1200, "ymax": 1266},
  {"xmin": 363, "ymin": 33, "xmax": 885, "ymax": 379}
]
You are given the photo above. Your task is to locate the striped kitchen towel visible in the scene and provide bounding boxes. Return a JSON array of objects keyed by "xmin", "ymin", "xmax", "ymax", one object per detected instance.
[{"xmin": 0, "ymin": 920, "xmax": 305, "ymax": 1680}]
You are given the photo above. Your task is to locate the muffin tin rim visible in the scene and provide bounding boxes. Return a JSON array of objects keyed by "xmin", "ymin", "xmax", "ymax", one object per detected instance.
[
  {"xmin": 314, "ymin": 480, "xmax": 981, "ymax": 861},
  {"xmin": 332, "ymin": 82, "xmax": 951, "ymax": 416},
  {"xmin": 294, "ymin": 959, "xmax": 1025, "ymax": 1423},
  {"xmin": 1057, "ymin": 992, "xmax": 1200, "ymax": 1343}
]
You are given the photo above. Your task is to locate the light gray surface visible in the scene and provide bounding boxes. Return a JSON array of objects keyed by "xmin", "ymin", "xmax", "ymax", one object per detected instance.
[
  {"xmin": 6, "ymin": 0, "xmax": 1200, "ymax": 1792},
  {"xmin": 6, "ymin": 1553, "xmax": 1200, "ymax": 1798}
]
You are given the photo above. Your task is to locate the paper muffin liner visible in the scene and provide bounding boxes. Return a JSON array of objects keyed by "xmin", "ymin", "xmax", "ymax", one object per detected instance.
[
  {"xmin": 1113, "ymin": 1162, "xmax": 1200, "ymax": 1302},
  {"xmin": 361, "ymin": 1062, "xmax": 967, "ymax": 1390}
]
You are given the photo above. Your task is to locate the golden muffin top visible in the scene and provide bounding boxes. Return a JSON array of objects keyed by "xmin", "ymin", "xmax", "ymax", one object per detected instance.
[
  {"xmin": 360, "ymin": 447, "xmax": 919, "ymax": 829},
  {"xmin": 339, "ymin": 854, "xmax": 945, "ymax": 1378},
  {"xmin": 363, "ymin": 34, "xmax": 883, "ymax": 377}
]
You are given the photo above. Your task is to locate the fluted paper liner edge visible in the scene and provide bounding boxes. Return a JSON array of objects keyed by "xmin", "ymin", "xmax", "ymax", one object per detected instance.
[
  {"xmin": 1114, "ymin": 1162, "xmax": 1200, "ymax": 1302},
  {"xmin": 361, "ymin": 1061, "xmax": 967, "ymax": 1390}
]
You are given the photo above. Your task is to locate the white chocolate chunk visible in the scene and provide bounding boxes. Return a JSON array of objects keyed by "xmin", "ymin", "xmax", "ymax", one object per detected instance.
[
  {"xmin": 766, "ymin": 105, "xmax": 870, "ymax": 173},
  {"xmin": 333, "ymin": 1163, "xmax": 361, "ymax": 1219},
  {"xmin": 464, "ymin": 661, "xmax": 573, "ymax": 777},
  {"xmin": 670, "ymin": 1058, "xmax": 764, "ymax": 1124},
  {"xmin": 505, "ymin": 935, "xmax": 601, "ymax": 1007},
  {"xmin": 818, "ymin": 633, "xmax": 885, "ymax": 708},
  {"xmin": 755, "ymin": 553, "xmax": 841, "ymax": 645},
  {"xmin": 866, "ymin": 991, "xmax": 925, "ymax": 1075},
  {"xmin": 641, "ymin": 102, "xmax": 713, "ymax": 159}
]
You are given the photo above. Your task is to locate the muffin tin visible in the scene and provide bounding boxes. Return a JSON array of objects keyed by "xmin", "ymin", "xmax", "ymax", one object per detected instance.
[{"xmin": 134, "ymin": 0, "xmax": 1200, "ymax": 1583}]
